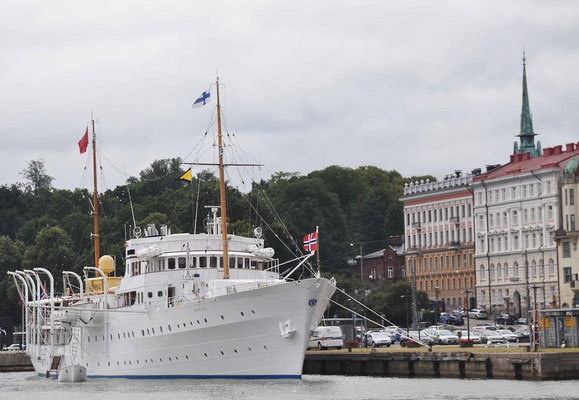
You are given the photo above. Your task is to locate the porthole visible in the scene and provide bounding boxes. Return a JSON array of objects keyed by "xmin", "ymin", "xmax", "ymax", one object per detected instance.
[
  {"xmin": 132, "ymin": 331, "xmax": 135, "ymax": 338},
  {"xmin": 117, "ymin": 361, "xmax": 119, "ymax": 366},
  {"xmin": 98, "ymin": 362, "xmax": 100, "ymax": 367},
  {"xmin": 176, "ymin": 324, "xmax": 180, "ymax": 328},
  {"xmin": 251, "ymin": 310, "xmax": 255, "ymax": 314},
  {"xmin": 240, "ymin": 312, "xmax": 244, "ymax": 316},
  {"xmin": 137, "ymin": 360, "xmax": 139, "ymax": 364},
  {"xmin": 160, "ymin": 358, "xmax": 163, "ymax": 362},
  {"xmin": 234, "ymin": 349, "xmax": 238, "ymax": 353},
  {"xmin": 148, "ymin": 292, "xmax": 153, "ymax": 298},
  {"xmin": 129, "ymin": 361, "xmax": 132, "ymax": 365},
  {"xmin": 190, "ymin": 321, "xmax": 193, "ymax": 326},
  {"xmin": 168, "ymin": 325, "xmax": 172, "ymax": 332},
  {"xmin": 248, "ymin": 347, "xmax": 252, "ymax": 351},
  {"xmin": 123, "ymin": 333, "xmax": 126, "ymax": 339},
  {"xmin": 204, "ymin": 318, "xmax": 207, "ymax": 323},
  {"xmin": 197, "ymin": 320, "xmax": 200, "ymax": 324},
  {"xmin": 145, "ymin": 359, "xmax": 148, "ymax": 364},
  {"xmin": 108, "ymin": 362, "xmax": 110, "ymax": 366},
  {"xmin": 220, "ymin": 351, "xmax": 224, "ymax": 355},
  {"xmin": 183, "ymin": 322, "xmax": 187, "ymax": 327},
  {"xmin": 158, "ymin": 290, "xmax": 163, "ymax": 297},
  {"xmin": 220, "ymin": 315, "xmax": 224, "ymax": 320},
  {"xmin": 169, "ymin": 357, "xmax": 172, "ymax": 361},
  {"xmin": 102, "ymin": 335, "xmax": 105, "ymax": 341},
  {"xmin": 118, "ymin": 333, "xmax": 121, "ymax": 339},
  {"xmin": 110, "ymin": 334, "xmax": 113, "ymax": 340},
  {"xmin": 88, "ymin": 336, "xmax": 90, "ymax": 343},
  {"xmin": 204, "ymin": 353, "xmax": 208, "ymax": 357},
  {"xmin": 160, "ymin": 326, "xmax": 163, "ymax": 333},
  {"xmin": 141, "ymin": 329, "xmax": 145, "ymax": 337},
  {"xmin": 185, "ymin": 355, "xmax": 189, "ymax": 359},
  {"xmin": 175, "ymin": 356, "xmax": 178, "ymax": 361},
  {"xmin": 124, "ymin": 361, "xmax": 126, "ymax": 365},
  {"xmin": 152, "ymin": 328, "xmax": 155, "ymax": 334},
  {"xmin": 264, "ymin": 345, "xmax": 268, "ymax": 350},
  {"xmin": 147, "ymin": 329, "xmax": 150, "ymax": 335},
  {"xmin": 95, "ymin": 335, "xmax": 97, "ymax": 342}
]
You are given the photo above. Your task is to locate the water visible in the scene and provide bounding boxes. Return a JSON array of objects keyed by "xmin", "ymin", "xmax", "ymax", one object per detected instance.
[{"xmin": 2, "ymin": 372, "xmax": 579, "ymax": 400}]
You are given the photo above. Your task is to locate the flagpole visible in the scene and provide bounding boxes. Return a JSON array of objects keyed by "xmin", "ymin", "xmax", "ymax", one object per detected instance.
[
  {"xmin": 316, "ymin": 226, "xmax": 320, "ymax": 277},
  {"xmin": 91, "ymin": 117, "xmax": 100, "ymax": 275}
]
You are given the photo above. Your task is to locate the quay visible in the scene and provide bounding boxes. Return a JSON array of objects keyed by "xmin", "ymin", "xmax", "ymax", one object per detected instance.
[
  {"xmin": 303, "ymin": 347, "xmax": 579, "ymax": 380},
  {"xmin": 2, "ymin": 348, "xmax": 578, "ymax": 379},
  {"xmin": 0, "ymin": 351, "xmax": 33, "ymax": 372}
]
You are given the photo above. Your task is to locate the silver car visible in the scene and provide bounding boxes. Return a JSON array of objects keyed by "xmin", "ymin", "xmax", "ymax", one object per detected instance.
[{"xmin": 498, "ymin": 329, "xmax": 517, "ymax": 342}]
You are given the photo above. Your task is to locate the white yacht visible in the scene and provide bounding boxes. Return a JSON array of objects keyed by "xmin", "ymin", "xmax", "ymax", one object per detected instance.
[{"xmin": 8, "ymin": 79, "xmax": 335, "ymax": 380}]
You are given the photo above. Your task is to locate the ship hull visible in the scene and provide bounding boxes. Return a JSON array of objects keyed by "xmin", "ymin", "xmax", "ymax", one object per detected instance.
[{"xmin": 30, "ymin": 277, "xmax": 334, "ymax": 379}]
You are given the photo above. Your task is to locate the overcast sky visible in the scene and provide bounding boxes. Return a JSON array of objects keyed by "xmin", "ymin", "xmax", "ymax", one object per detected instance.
[{"xmin": 2, "ymin": 1, "xmax": 579, "ymax": 192}]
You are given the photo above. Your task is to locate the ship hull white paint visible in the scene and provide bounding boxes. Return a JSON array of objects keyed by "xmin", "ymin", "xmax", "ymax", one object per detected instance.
[{"xmin": 29, "ymin": 277, "xmax": 333, "ymax": 379}]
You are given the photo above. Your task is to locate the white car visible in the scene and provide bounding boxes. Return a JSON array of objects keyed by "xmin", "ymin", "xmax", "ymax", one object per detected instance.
[
  {"xmin": 468, "ymin": 309, "xmax": 488, "ymax": 319},
  {"xmin": 309, "ymin": 326, "xmax": 344, "ymax": 350},
  {"xmin": 428, "ymin": 329, "xmax": 459, "ymax": 345},
  {"xmin": 498, "ymin": 329, "xmax": 517, "ymax": 342},
  {"xmin": 366, "ymin": 331, "xmax": 392, "ymax": 347},
  {"xmin": 3, "ymin": 344, "xmax": 23, "ymax": 351}
]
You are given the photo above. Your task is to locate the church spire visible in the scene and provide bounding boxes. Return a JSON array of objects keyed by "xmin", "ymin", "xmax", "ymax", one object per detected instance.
[{"xmin": 514, "ymin": 51, "xmax": 541, "ymax": 158}]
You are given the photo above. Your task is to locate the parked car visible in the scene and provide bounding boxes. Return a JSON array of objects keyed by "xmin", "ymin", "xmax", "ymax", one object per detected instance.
[
  {"xmin": 497, "ymin": 329, "xmax": 517, "ymax": 342},
  {"xmin": 468, "ymin": 309, "xmax": 488, "ymax": 319},
  {"xmin": 309, "ymin": 326, "xmax": 344, "ymax": 350},
  {"xmin": 3, "ymin": 344, "xmax": 23, "ymax": 351},
  {"xmin": 440, "ymin": 313, "xmax": 464, "ymax": 326},
  {"xmin": 454, "ymin": 307, "xmax": 470, "ymax": 317},
  {"xmin": 455, "ymin": 330, "xmax": 482, "ymax": 344},
  {"xmin": 496, "ymin": 314, "xmax": 517, "ymax": 325},
  {"xmin": 473, "ymin": 326, "xmax": 504, "ymax": 344},
  {"xmin": 427, "ymin": 329, "xmax": 459, "ymax": 345},
  {"xmin": 514, "ymin": 317, "xmax": 528, "ymax": 326},
  {"xmin": 400, "ymin": 330, "xmax": 434, "ymax": 347},
  {"xmin": 365, "ymin": 331, "xmax": 392, "ymax": 347},
  {"xmin": 514, "ymin": 326, "xmax": 530, "ymax": 343}
]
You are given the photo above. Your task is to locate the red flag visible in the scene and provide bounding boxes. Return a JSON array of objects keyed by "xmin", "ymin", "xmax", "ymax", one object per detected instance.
[
  {"xmin": 78, "ymin": 127, "xmax": 89, "ymax": 154},
  {"xmin": 303, "ymin": 231, "xmax": 317, "ymax": 252}
]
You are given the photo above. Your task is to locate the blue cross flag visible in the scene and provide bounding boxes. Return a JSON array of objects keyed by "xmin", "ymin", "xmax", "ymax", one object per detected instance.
[{"xmin": 192, "ymin": 88, "xmax": 211, "ymax": 108}]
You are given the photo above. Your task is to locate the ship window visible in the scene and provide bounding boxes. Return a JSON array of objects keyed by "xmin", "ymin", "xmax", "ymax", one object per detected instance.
[
  {"xmin": 160, "ymin": 326, "xmax": 163, "ymax": 333},
  {"xmin": 219, "ymin": 257, "xmax": 224, "ymax": 268},
  {"xmin": 220, "ymin": 351, "xmax": 224, "ymax": 355},
  {"xmin": 237, "ymin": 258, "xmax": 243, "ymax": 269},
  {"xmin": 257, "ymin": 261, "xmax": 263, "ymax": 270},
  {"xmin": 178, "ymin": 257, "xmax": 186, "ymax": 269},
  {"xmin": 88, "ymin": 336, "xmax": 90, "ymax": 342},
  {"xmin": 199, "ymin": 257, "xmax": 207, "ymax": 268},
  {"xmin": 168, "ymin": 258, "xmax": 176, "ymax": 270},
  {"xmin": 204, "ymin": 318, "xmax": 207, "ymax": 323},
  {"xmin": 152, "ymin": 328, "xmax": 155, "ymax": 334},
  {"xmin": 210, "ymin": 257, "xmax": 217, "ymax": 268},
  {"xmin": 251, "ymin": 260, "xmax": 257, "ymax": 270},
  {"xmin": 132, "ymin": 331, "xmax": 135, "ymax": 338},
  {"xmin": 158, "ymin": 290, "xmax": 163, "ymax": 297},
  {"xmin": 141, "ymin": 330, "xmax": 144, "ymax": 336},
  {"xmin": 234, "ymin": 349, "xmax": 238, "ymax": 353},
  {"xmin": 185, "ymin": 355, "xmax": 189, "ymax": 359},
  {"xmin": 146, "ymin": 329, "xmax": 150, "ymax": 335},
  {"xmin": 245, "ymin": 258, "xmax": 250, "ymax": 269},
  {"xmin": 148, "ymin": 292, "xmax": 152, "ymax": 298},
  {"xmin": 204, "ymin": 353, "xmax": 208, "ymax": 357},
  {"xmin": 229, "ymin": 257, "xmax": 235, "ymax": 268},
  {"xmin": 123, "ymin": 333, "xmax": 126, "ymax": 339},
  {"xmin": 160, "ymin": 258, "xmax": 165, "ymax": 271},
  {"xmin": 118, "ymin": 333, "xmax": 121, "ymax": 339},
  {"xmin": 190, "ymin": 257, "xmax": 197, "ymax": 268},
  {"xmin": 241, "ymin": 312, "xmax": 244, "ymax": 316},
  {"xmin": 168, "ymin": 325, "xmax": 172, "ymax": 332},
  {"xmin": 169, "ymin": 357, "xmax": 172, "ymax": 361},
  {"xmin": 110, "ymin": 334, "xmax": 113, "ymax": 340}
]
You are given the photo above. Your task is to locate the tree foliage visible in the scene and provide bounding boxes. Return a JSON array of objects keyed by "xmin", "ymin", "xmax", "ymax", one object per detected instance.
[{"xmin": 0, "ymin": 160, "xmax": 437, "ymax": 327}]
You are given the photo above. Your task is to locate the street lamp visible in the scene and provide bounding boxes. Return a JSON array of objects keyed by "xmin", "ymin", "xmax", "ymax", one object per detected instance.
[
  {"xmin": 462, "ymin": 289, "xmax": 471, "ymax": 341},
  {"xmin": 351, "ymin": 243, "xmax": 363, "ymax": 282},
  {"xmin": 401, "ymin": 293, "xmax": 409, "ymax": 333}
]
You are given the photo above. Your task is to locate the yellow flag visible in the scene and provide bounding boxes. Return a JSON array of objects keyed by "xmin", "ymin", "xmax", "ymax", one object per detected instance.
[{"xmin": 179, "ymin": 168, "xmax": 192, "ymax": 182}]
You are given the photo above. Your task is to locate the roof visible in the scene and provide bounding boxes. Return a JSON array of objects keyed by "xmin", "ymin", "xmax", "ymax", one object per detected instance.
[
  {"xmin": 360, "ymin": 244, "xmax": 405, "ymax": 260},
  {"xmin": 474, "ymin": 143, "xmax": 579, "ymax": 181}
]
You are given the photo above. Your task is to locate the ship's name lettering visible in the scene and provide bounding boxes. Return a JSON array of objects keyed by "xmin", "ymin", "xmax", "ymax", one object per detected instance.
[{"xmin": 193, "ymin": 306, "xmax": 207, "ymax": 313}]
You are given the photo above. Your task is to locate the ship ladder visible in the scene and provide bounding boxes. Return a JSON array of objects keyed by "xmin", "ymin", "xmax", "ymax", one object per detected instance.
[
  {"xmin": 71, "ymin": 335, "xmax": 79, "ymax": 359},
  {"xmin": 50, "ymin": 355, "xmax": 62, "ymax": 373}
]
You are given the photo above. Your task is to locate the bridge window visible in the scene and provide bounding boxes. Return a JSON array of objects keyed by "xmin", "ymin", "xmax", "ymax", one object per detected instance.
[
  {"xmin": 237, "ymin": 258, "xmax": 243, "ymax": 269},
  {"xmin": 168, "ymin": 258, "xmax": 176, "ymax": 270},
  {"xmin": 219, "ymin": 257, "xmax": 224, "ymax": 268},
  {"xmin": 199, "ymin": 257, "xmax": 207, "ymax": 268},
  {"xmin": 178, "ymin": 257, "xmax": 186, "ymax": 269},
  {"xmin": 230, "ymin": 257, "xmax": 235, "ymax": 268},
  {"xmin": 251, "ymin": 260, "xmax": 257, "ymax": 270},
  {"xmin": 190, "ymin": 257, "xmax": 197, "ymax": 268},
  {"xmin": 210, "ymin": 256, "xmax": 217, "ymax": 268},
  {"xmin": 245, "ymin": 258, "xmax": 250, "ymax": 269}
]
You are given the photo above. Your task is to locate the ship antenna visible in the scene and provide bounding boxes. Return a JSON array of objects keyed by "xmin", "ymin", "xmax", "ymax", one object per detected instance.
[{"xmin": 216, "ymin": 76, "xmax": 230, "ymax": 279}]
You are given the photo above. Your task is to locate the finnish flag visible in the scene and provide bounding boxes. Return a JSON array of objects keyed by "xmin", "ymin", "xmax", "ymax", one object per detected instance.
[{"xmin": 192, "ymin": 88, "xmax": 211, "ymax": 108}]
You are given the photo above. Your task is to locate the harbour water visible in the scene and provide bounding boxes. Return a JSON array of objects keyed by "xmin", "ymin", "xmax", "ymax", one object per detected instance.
[{"xmin": 2, "ymin": 372, "xmax": 579, "ymax": 400}]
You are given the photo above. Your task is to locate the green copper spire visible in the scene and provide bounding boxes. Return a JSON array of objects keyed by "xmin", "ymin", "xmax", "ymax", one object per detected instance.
[{"xmin": 514, "ymin": 51, "xmax": 541, "ymax": 158}]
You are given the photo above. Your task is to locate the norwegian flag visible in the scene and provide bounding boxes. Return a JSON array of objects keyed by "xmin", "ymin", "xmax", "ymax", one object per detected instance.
[
  {"xmin": 303, "ymin": 231, "xmax": 317, "ymax": 252},
  {"xmin": 41, "ymin": 281, "xmax": 47, "ymax": 300}
]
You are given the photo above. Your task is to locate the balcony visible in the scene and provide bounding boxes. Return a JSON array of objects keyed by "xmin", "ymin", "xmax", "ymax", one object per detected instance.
[
  {"xmin": 450, "ymin": 216, "xmax": 460, "ymax": 225},
  {"xmin": 411, "ymin": 222, "xmax": 421, "ymax": 229},
  {"xmin": 448, "ymin": 241, "xmax": 460, "ymax": 249}
]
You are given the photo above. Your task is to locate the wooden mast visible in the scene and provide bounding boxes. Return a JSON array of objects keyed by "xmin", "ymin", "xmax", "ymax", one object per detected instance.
[
  {"xmin": 91, "ymin": 117, "xmax": 100, "ymax": 273},
  {"xmin": 216, "ymin": 77, "xmax": 230, "ymax": 279}
]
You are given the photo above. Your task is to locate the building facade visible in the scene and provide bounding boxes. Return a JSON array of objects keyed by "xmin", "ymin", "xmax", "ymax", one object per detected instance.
[
  {"xmin": 357, "ymin": 236, "xmax": 406, "ymax": 282},
  {"xmin": 555, "ymin": 157, "xmax": 579, "ymax": 308},
  {"xmin": 401, "ymin": 174, "xmax": 476, "ymax": 310},
  {"xmin": 472, "ymin": 58, "xmax": 579, "ymax": 316}
]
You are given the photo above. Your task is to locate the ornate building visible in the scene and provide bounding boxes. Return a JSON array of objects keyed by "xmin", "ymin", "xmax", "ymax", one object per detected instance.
[
  {"xmin": 401, "ymin": 173, "xmax": 476, "ymax": 310},
  {"xmin": 555, "ymin": 157, "xmax": 579, "ymax": 308},
  {"xmin": 472, "ymin": 57, "xmax": 579, "ymax": 317},
  {"xmin": 356, "ymin": 236, "xmax": 406, "ymax": 282}
]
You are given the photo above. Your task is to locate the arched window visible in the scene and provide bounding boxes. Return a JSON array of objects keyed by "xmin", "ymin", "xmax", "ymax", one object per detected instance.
[
  {"xmin": 497, "ymin": 263, "xmax": 502, "ymax": 278},
  {"xmin": 504, "ymin": 263, "xmax": 509, "ymax": 277},
  {"xmin": 480, "ymin": 265, "xmax": 485, "ymax": 281},
  {"xmin": 539, "ymin": 259, "xmax": 544, "ymax": 276},
  {"xmin": 532, "ymin": 260, "xmax": 537, "ymax": 276},
  {"xmin": 490, "ymin": 264, "xmax": 495, "ymax": 279},
  {"xmin": 549, "ymin": 259, "xmax": 555, "ymax": 274},
  {"xmin": 514, "ymin": 262, "xmax": 519, "ymax": 277}
]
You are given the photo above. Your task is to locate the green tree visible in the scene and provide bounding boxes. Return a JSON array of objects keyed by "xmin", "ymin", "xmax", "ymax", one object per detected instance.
[
  {"xmin": 23, "ymin": 226, "xmax": 77, "ymax": 278},
  {"xmin": 20, "ymin": 159, "xmax": 54, "ymax": 193}
]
